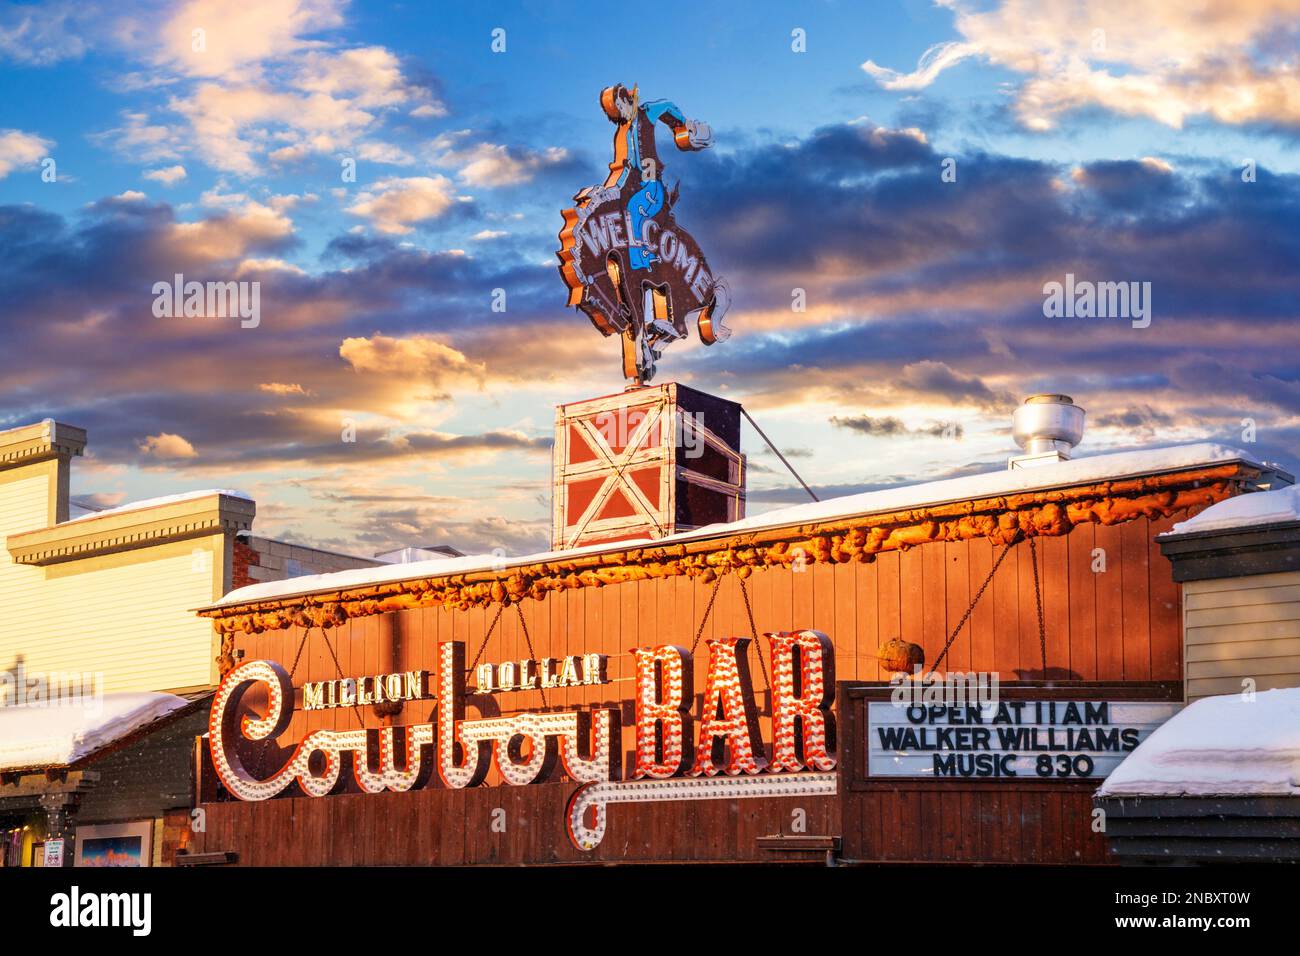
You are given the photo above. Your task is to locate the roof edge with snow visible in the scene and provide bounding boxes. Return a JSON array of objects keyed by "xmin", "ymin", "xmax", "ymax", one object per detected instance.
[
  {"xmin": 0, "ymin": 692, "xmax": 205, "ymax": 774},
  {"xmin": 200, "ymin": 442, "xmax": 1280, "ymax": 633}
]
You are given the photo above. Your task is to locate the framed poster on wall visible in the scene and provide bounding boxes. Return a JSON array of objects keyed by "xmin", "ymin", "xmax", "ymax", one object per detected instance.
[{"xmin": 73, "ymin": 821, "xmax": 153, "ymax": 867}]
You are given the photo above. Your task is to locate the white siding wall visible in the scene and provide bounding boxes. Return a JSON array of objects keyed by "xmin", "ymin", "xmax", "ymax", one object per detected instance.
[
  {"xmin": 1185, "ymin": 569, "xmax": 1300, "ymax": 702},
  {"xmin": 0, "ymin": 466, "xmax": 222, "ymax": 694},
  {"xmin": 0, "ymin": 473, "xmax": 54, "ymax": 671}
]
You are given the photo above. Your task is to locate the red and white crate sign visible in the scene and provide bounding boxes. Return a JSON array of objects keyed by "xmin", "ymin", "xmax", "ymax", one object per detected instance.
[{"xmin": 552, "ymin": 383, "xmax": 745, "ymax": 550}]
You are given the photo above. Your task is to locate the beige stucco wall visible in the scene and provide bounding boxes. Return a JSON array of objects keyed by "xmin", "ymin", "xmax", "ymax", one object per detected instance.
[
  {"xmin": 0, "ymin": 458, "xmax": 226, "ymax": 695},
  {"xmin": 1184, "ymin": 569, "xmax": 1300, "ymax": 702}
]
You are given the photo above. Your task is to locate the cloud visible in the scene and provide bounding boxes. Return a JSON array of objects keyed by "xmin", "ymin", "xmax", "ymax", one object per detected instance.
[
  {"xmin": 348, "ymin": 507, "xmax": 549, "ymax": 556},
  {"xmin": 95, "ymin": 2, "xmax": 439, "ymax": 176},
  {"xmin": 1093, "ymin": 406, "xmax": 1177, "ymax": 430},
  {"xmin": 138, "ymin": 432, "xmax": 198, "ymax": 459},
  {"xmin": 345, "ymin": 176, "xmax": 458, "ymax": 234},
  {"xmin": 862, "ymin": 0, "xmax": 1300, "ymax": 131},
  {"xmin": 236, "ymin": 257, "xmax": 305, "ymax": 276},
  {"xmin": 0, "ymin": 0, "xmax": 90, "ymax": 65},
  {"xmin": 430, "ymin": 131, "xmax": 573, "ymax": 187},
  {"xmin": 170, "ymin": 198, "xmax": 295, "ymax": 261},
  {"xmin": 339, "ymin": 333, "xmax": 485, "ymax": 389},
  {"xmin": 648, "ymin": 117, "xmax": 1300, "ymax": 452},
  {"xmin": 259, "ymin": 382, "xmax": 311, "ymax": 396},
  {"xmin": 169, "ymin": 82, "xmax": 369, "ymax": 176},
  {"xmin": 830, "ymin": 415, "xmax": 962, "ymax": 439},
  {"xmin": 143, "ymin": 164, "xmax": 187, "ymax": 185},
  {"xmin": 152, "ymin": 0, "xmax": 345, "ymax": 79},
  {"xmin": 1068, "ymin": 158, "xmax": 1183, "ymax": 211},
  {"xmin": 268, "ymin": 144, "xmax": 309, "ymax": 164},
  {"xmin": 355, "ymin": 141, "xmax": 416, "ymax": 165},
  {"xmin": 3, "ymin": 116, "xmax": 1299, "ymax": 552},
  {"xmin": 0, "ymin": 129, "xmax": 52, "ymax": 178},
  {"xmin": 863, "ymin": 40, "xmax": 976, "ymax": 92},
  {"xmin": 71, "ymin": 491, "xmax": 128, "ymax": 510},
  {"xmin": 294, "ymin": 45, "xmax": 436, "ymax": 111},
  {"xmin": 125, "ymin": 410, "xmax": 550, "ymax": 471},
  {"xmin": 91, "ymin": 111, "xmax": 185, "ymax": 164},
  {"xmin": 898, "ymin": 361, "xmax": 1014, "ymax": 411}
]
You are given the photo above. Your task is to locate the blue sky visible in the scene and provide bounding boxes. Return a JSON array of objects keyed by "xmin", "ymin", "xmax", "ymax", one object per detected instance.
[{"xmin": 1, "ymin": 0, "xmax": 1298, "ymax": 556}]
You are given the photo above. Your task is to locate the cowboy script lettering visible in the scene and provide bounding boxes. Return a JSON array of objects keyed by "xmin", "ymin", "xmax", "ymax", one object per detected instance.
[{"xmin": 208, "ymin": 631, "xmax": 837, "ymax": 850}]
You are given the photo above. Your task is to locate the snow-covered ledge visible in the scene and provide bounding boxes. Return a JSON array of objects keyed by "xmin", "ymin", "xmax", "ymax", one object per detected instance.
[
  {"xmin": 1098, "ymin": 688, "xmax": 1300, "ymax": 798},
  {"xmin": 1158, "ymin": 484, "xmax": 1300, "ymax": 584},
  {"xmin": 0, "ymin": 693, "xmax": 194, "ymax": 773},
  {"xmin": 1165, "ymin": 484, "xmax": 1300, "ymax": 538}
]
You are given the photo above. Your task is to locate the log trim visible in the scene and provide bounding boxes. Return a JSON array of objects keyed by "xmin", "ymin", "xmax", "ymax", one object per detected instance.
[{"xmin": 200, "ymin": 463, "xmax": 1254, "ymax": 642}]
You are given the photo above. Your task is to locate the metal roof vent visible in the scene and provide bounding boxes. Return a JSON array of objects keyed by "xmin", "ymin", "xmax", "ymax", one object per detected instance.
[{"xmin": 1010, "ymin": 394, "xmax": 1086, "ymax": 469}]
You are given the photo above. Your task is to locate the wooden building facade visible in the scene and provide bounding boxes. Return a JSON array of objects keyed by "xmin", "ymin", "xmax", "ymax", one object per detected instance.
[{"xmin": 186, "ymin": 433, "xmax": 1280, "ymax": 866}]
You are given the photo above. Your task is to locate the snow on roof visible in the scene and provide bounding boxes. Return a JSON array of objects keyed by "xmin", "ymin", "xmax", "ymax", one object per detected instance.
[
  {"xmin": 1165, "ymin": 484, "xmax": 1300, "ymax": 537},
  {"xmin": 209, "ymin": 441, "xmax": 1270, "ymax": 610},
  {"xmin": 61, "ymin": 488, "xmax": 252, "ymax": 525},
  {"xmin": 1098, "ymin": 688, "xmax": 1300, "ymax": 798},
  {"xmin": 0, "ymin": 692, "xmax": 192, "ymax": 772}
]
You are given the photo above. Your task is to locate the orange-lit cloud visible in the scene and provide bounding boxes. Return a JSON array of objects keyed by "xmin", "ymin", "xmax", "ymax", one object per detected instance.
[
  {"xmin": 138, "ymin": 432, "xmax": 198, "ymax": 459},
  {"xmin": 0, "ymin": 128, "xmax": 52, "ymax": 178},
  {"xmin": 863, "ymin": 0, "xmax": 1300, "ymax": 130},
  {"xmin": 345, "ymin": 176, "xmax": 459, "ymax": 234}
]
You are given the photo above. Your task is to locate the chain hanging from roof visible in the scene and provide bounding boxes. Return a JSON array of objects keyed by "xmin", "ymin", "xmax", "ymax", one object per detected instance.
[{"xmin": 911, "ymin": 529, "xmax": 1048, "ymax": 679}]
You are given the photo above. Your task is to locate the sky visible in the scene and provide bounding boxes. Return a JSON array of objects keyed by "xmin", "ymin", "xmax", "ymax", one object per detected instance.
[{"xmin": 1, "ymin": 0, "xmax": 1298, "ymax": 559}]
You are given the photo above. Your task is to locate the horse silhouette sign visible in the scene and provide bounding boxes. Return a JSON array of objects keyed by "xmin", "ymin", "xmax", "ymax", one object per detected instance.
[{"xmin": 558, "ymin": 84, "xmax": 732, "ymax": 385}]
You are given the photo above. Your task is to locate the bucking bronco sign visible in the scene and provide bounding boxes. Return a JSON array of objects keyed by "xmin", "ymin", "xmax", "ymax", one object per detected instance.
[{"xmin": 558, "ymin": 84, "xmax": 732, "ymax": 385}]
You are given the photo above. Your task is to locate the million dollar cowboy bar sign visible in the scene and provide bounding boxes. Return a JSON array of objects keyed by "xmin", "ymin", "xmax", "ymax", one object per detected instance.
[
  {"xmin": 194, "ymin": 434, "xmax": 1271, "ymax": 865},
  {"xmin": 209, "ymin": 633, "xmax": 836, "ymax": 851}
]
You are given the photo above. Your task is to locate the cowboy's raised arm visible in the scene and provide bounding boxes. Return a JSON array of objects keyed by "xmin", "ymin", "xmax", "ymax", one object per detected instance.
[{"xmin": 642, "ymin": 99, "xmax": 713, "ymax": 151}]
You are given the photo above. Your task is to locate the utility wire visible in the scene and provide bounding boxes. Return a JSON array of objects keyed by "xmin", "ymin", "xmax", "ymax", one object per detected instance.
[{"xmin": 741, "ymin": 407, "xmax": 819, "ymax": 502}]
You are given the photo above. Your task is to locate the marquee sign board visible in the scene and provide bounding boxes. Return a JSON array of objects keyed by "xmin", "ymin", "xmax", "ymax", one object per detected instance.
[
  {"xmin": 557, "ymin": 84, "xmax": 732, "ymax": 385},
  {"xmin": 208, "ymin": 631, "xmax": 836, "ymax": 851},
  {"xmin": 867, "ymin": 700, "xmax": 1179, "ymax": 779}
]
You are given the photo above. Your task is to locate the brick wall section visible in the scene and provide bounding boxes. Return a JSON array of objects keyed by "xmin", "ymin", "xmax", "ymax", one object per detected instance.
[
  {"xmin": 159, "ymin": 808, "xmax": 192, "ymax": 866},
  {"xmin": 232, "ymin": 539, "xmax": 260, "ymax": 590},
  {"xmin": 232, "ymin": 534, "xmax": 381, "ymax": 591}
]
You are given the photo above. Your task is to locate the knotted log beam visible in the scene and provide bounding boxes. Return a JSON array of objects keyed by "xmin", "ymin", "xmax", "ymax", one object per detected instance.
[{"xmin": 202, "ymin": 464, "xmax": 1251, "ymax": 652}]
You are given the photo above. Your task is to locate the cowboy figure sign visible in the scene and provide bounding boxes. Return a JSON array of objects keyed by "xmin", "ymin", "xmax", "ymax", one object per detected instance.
[{"xmin": 558, "ymin": 84, "xmax": 732, "ymax": 385}]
